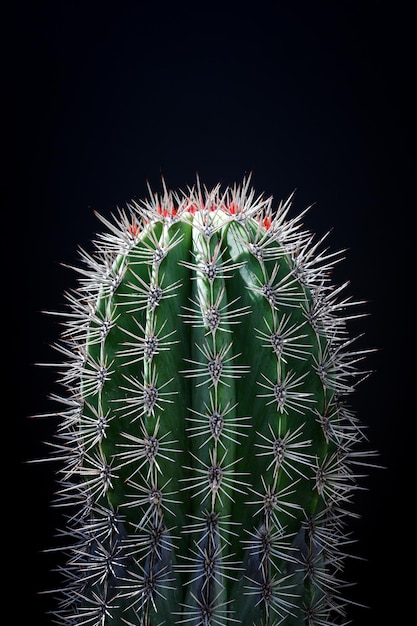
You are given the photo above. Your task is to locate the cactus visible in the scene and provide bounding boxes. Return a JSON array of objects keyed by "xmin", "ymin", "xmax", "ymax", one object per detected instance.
[{"xmin": 40, "ymin": 177, "xmax": 373, "ymax": 625}]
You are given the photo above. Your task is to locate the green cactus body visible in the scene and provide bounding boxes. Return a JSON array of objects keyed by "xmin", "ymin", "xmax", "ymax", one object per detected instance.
[{"xmin": 44, "ymin": 179, "xmax": 371, "ymax": 625}]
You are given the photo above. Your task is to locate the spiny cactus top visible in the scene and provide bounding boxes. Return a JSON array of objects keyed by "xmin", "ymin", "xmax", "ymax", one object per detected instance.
[{"xmin": 42, "ymin": 178, "xmax": 373, "ymax": 625}]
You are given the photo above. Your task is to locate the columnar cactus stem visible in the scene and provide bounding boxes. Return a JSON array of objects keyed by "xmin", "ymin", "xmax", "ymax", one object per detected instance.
[{"xmin": 40, "ymin": 177, "xmax": 373, "ymax": 625}]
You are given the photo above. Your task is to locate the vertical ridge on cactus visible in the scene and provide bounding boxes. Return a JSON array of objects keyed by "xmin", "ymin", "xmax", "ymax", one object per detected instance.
[{"xmin": 38, "ymin": 177, "xmax": 374, "ymax": 625}]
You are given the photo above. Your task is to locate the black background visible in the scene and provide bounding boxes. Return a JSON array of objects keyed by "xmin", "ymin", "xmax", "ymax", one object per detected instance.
[{"xmin": 7, "ymin": 0, "xmax": 414, "ymax": 623}]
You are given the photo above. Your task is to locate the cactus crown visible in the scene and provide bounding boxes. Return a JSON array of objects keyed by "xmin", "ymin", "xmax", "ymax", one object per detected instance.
[{"xmin": 40, "ymin": 177, "xmax": 373, "ymax": 625}]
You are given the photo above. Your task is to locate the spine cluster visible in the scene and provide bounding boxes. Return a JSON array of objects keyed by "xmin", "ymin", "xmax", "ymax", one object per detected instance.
[{"xmin": 40, "ymin": 178, "xmax": 373, "ymax": 625}]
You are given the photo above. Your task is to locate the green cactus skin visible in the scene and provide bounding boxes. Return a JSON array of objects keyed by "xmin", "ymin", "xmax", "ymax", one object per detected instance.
[{"xmin": 41, "ymin": 178, "xmax": 373, "ymax": 625}]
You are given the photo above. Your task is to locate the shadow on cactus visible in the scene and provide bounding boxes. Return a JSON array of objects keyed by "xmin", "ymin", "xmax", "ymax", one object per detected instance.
[{"xmin": 38, "ymin": 177, "xmax": 376, "ymax": 625}]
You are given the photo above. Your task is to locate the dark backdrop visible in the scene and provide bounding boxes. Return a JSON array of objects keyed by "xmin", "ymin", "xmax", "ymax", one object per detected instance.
[{"xmin": 7, "ymin": 1, "xmax": 414, "ymax": 623}]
